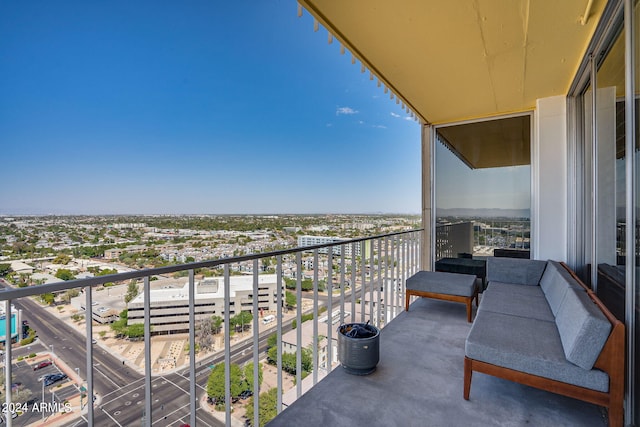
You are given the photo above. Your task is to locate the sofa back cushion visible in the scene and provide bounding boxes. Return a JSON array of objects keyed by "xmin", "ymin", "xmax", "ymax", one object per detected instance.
[
  {"xmin": 555, "ymin": 288, "xmax": 612, "ymax": 370},
  {"xmin": 540, "ymin": 261, "xmax": 585, "ymax": 316},
  {"xmin": 486, "ymin": 257, "xmax": 547, "ymax": 286}
]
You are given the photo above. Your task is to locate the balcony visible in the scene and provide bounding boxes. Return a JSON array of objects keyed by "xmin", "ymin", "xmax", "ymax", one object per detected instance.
[{"xmin": 0, "ymin": 228, "xmax": 611, "ymax": 427}]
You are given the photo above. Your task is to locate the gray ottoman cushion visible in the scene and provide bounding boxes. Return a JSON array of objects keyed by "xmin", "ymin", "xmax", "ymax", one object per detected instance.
[
  {"xmin": 555, "ymin": 288, "xmax": 612, "ymax": 370},
  {"xmin": 466, "ymin": 310, "xmax": 609, "ymax": 392},
  {"xmin": 406, "ymin": 271, "xmax": 476, "ymax": 297},
  {"xmin": 487, "ymin": 257, "xmax": 547, "ymax": 286}
]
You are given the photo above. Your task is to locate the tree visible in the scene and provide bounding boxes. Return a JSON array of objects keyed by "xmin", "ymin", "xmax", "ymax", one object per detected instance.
[
  {"xmin": 243, "ymin": 362, "xmax": 263, "ymax": 393},
  {"xmin": 40, "ymin": 293, "xmax": 55, "ymax": 305},
  {"xmin": 126, "ymin": 323, "xmax": 145, "ymax": 339},
  {"xmin": 231, "ymin": 311, "xmax": 253, "ymax": 332},
  {"xmin": 266, "ymin": 333, "xmax": 277, "ymax": 350},
  {"xmin": 61, "ymin": 288, "xmax": 80, "ymax": 304},
  {"xmin": 124, "ymin": 282, "xmax": 139, "ymax": 304},
  {"xmin": 52, "ymin": 254, "xmax": 71, "ymax": 265},
  {"xmin": 110, "ymin": 310, "xmax": 129, "ymax": 337},
  {"xmin": 55, "ymin": 269, "xmax": 76, "ymax": 281},
  {"xmin": 211, "ymin": 315, "xmax": 223, "ymax": 335},
  {"xmin": 0, "ymin": 263, "xmax": 11, "ymax": 276},
  {"xmin": 197, "ymin": 317, "xmax": 214, "ymax": 351},
  {"xmin": 284, "ymin": 278, "xmax": 325, "ymax": 292},
  {"xmin": 266, "ymin": 347, "xmax": 312, "ymax": 375},
  {"xmin": 245, "ymin": 387, "xmax": 278, "ymax": 427},
  {"xmin": 95, "ymin": 268, "xmax": 118, "ymax": 276},
  {"xmin": 207, "ymin": 363, "xmax": 244, "ymax": 402},
  {"xmin": 285, "ymin": 291, "xmax": 297, "ymax": 309}
]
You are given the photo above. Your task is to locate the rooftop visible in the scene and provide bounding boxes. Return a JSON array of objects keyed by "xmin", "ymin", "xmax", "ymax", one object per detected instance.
[{"xmin": 128, "ymin": 274, "xmax": 278, "ymax": 304}]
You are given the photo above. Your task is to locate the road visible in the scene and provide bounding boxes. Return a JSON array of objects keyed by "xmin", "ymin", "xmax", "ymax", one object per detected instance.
[
  {"xmin": 6, "ymin": 295, "xmax": 221, "ymax": 427},
  {"xmin": 1, "ymin": 279, "xmax": 365, "ymax": 426}
]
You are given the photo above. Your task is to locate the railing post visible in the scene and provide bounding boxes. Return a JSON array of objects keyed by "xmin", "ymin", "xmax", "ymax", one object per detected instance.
[
  {"xmin": 313, "ymin": 250, "xmax": 319, "ymax": 383},
  {"xmin": 85, "ymin": 286, "xmax": 94, "ymax": 425},
  {"xmin": 340, "ymin": 246, "xmax": 346, "ymax": 325},
  {"xmin": 143, "ymin": 276, "xmax": 152, "ymax": 427},
  {"xmin": 5, "ymin": 300, "xmax": 12, "ymax": 427},
  {"xmin": 252, "ymin": 260, "xmax": 260, "ymax": 427},
  {"xmin": 224, "ymin": 265, "xmax": 231, "ymax": 425},
  {"xmin": 377, "ymin": 238, "xmax": 382, "ymax": 327},
  {"xmin": 327, "ymin": 247, "xmax": 333, "ymax": 371},
  {"xmin": 390, "ymin": 236, "xmax": 396, "ymax": 318},
  {"xmin": 351, "ymin": 242, "xmax": 356, "ymax": 322},
  {"xmin": 295, "ymin": 253, "xmax": 302, "ymax": 398},
  {"xmin": 369, "ymin": 240, "xmax": 374, "ymax": 326},
  {"xmin": 384, "ymin": 236, "xmax": 390, "ymax": 323},
  {"xmin": 276, "ymin": 255, "xmax": 283, "ymax": 414},
  {"xmin": 188, "ymin": 269, "xmax": 196, "ymax": 427},
  {"xmin": 360, "ymin": 242, "xmax": 366, "ymax": 323}
]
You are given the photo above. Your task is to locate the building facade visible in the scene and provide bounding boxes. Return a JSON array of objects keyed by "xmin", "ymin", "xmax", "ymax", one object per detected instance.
[{"xmin": 127, "ymin": 274, "xmax": 282, "ymax": 334}]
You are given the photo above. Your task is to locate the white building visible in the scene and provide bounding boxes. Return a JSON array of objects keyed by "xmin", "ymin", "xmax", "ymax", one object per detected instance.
[
  {"xmin": 297, "ymin": 235, "xmax": 366, "ymax": 257},
  {"xmin": 127, "ymin": 274, "xmax": 282, "ymax": 334}
]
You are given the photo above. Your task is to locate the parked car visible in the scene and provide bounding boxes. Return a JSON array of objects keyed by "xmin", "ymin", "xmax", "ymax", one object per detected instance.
[
  {"xmin": 33, "ymin": 361, "xmax": 52, "ymax": 371},
  {"xmin": 44, "ymin": 374, "xmax": 67, "ymax": 387},
  {"xmin": 239, "ymin": 390, "xmax": 253, "ymax": 399}
]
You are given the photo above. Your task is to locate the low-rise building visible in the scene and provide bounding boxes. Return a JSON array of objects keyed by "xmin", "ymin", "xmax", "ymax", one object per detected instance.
[{"xmin": 127, "ymin": 274, "xmax": 282, "ymax": 335}]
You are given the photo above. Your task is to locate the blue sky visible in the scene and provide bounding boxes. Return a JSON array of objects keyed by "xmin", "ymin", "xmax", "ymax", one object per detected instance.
[{"xmin": 0, "ymin": 1, "xmax": 421, "ymax": 215}]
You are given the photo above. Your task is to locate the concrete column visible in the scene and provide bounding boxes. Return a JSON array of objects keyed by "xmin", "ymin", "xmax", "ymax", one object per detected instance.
[{"xmin": 421, "ymin": 124, "xmax": 433, "ymax": 271}]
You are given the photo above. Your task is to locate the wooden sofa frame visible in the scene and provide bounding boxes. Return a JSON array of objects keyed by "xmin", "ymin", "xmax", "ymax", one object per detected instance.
[{"xmin": 463, "ymin": 263, "xmax": 625, "ymax": 427}]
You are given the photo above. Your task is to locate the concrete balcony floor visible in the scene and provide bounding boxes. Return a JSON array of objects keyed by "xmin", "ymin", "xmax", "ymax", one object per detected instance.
[{"xmin": 269, "ymin": 296, "xmax": 607, "ymax": 427}]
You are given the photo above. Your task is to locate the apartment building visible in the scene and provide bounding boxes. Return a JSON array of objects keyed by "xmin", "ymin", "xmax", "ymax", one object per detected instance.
[{"xmin": 297, "ymin": 235, "xmax": 369, "ymax": 257}]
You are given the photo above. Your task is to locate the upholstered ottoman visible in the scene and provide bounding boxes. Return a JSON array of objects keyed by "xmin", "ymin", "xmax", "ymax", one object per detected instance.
[{"xmin": 405, "ymin": 271, "xmax": 479, "ymax": 322}]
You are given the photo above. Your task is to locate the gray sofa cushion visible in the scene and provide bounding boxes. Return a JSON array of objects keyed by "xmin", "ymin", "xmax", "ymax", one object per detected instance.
[
  {"xmin": 478, "ymin": 288, "xmax": 554, "ymax": 322},
  {"xmin": 555, "ymin": 288, "xmax": 612, "ymax": 370},
  {"xmin": 466, "ymin": 310, "xmax": 609, "ymax": 392},
  {"xmin": 485, "ymin": 281, "xmax": 546, "ymax": 298},
  {"xmin": 486, "ymin": 257, "xmax": 547, "ymax": 286},
  {"xmin": 539, "ymin": 261, "xmax": 587, "ymax": 316}
]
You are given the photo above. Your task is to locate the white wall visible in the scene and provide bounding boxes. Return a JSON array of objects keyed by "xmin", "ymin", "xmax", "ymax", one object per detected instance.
[{"xmin": 533, "ymin": 95, "xmax": 567, "ymax": 261}]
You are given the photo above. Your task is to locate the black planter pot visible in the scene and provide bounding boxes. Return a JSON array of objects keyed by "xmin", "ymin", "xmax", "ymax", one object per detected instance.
[{"xmin": 337, "ymin": 322, "xmax": 380, "ymax": 375}]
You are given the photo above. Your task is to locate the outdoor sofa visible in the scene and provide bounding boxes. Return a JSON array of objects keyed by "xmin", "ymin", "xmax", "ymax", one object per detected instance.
[{"xmin": 464, "ymin": 257, "xmax": 625, "ymax": 427}]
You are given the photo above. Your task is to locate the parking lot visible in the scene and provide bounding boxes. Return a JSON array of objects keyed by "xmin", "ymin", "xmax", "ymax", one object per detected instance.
[{"xmin": 3, "ymin": 356, "xmax": 80, "ymax": 425}]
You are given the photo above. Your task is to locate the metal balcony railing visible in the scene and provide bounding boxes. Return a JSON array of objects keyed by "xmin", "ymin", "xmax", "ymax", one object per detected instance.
[{"xmin": 0, "ymin": 229, "xmax": 422, "ymax": 427}]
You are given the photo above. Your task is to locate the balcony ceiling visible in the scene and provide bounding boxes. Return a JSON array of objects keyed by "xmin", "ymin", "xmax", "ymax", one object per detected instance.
[{"xmin": 299, "ymin": 0, "xmax": 606, "ymax": 126}]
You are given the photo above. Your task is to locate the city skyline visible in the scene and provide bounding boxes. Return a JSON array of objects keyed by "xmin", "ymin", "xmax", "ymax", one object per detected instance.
[{"xmin": 0, "ymin": 1, "xmax": 421, "ymax": 216}]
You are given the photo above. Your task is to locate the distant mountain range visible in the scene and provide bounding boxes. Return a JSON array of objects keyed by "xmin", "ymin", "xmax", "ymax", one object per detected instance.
[{"xmin": 437, "ymin": 208, "xmax": 530, "ymax": 219}]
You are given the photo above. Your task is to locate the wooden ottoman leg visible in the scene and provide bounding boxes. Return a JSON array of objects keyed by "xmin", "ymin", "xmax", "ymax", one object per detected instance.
[
  {"xmin": 466, "ymin": 297, "xmax": 472, "ymax": 322},
  {"xmin": 405, "ymin": 291, "xmax": 410, "ymax": 311}
]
